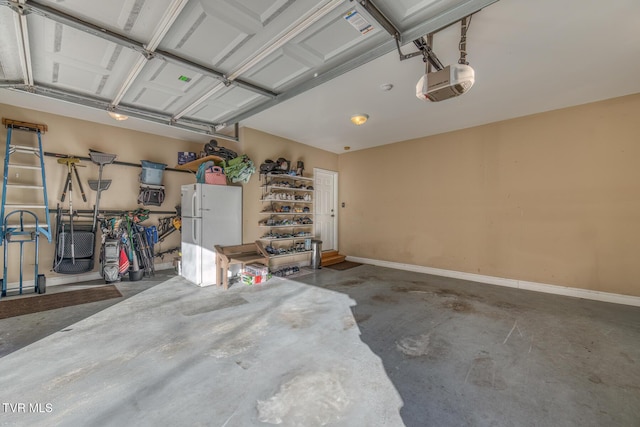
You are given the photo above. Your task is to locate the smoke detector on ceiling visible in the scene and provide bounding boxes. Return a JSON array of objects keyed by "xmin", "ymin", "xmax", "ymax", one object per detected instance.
[{"xmin": 415, "ymin": 63, "xmax": 475, "ymax": 102}]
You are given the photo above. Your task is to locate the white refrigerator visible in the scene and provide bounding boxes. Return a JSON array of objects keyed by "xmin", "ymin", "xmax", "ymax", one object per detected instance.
[{"xmin": 181, "ymin": 184, "xmax": 242, "ymax": 286}]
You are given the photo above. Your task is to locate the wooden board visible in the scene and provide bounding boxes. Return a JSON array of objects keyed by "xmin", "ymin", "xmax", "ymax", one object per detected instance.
[
  {"xmin": 2, "ymin": 118, "xmax": 48, "ymax": 133},
  {"xmin": 174, "ymin": 155, "xmax": 223, "ymax": 172}
]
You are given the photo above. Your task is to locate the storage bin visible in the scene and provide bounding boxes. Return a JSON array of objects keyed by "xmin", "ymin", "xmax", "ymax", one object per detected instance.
[{"xmin": 140, "ymin": 160, "xmax": 167, "ymax": 185}]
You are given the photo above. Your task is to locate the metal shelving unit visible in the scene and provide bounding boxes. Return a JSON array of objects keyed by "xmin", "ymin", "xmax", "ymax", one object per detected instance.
[{"xmin": 258, "ymin": 173, "xmax": 314, "ymax": 259}]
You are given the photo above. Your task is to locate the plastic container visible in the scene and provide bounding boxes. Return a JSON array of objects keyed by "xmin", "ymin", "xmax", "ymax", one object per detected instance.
[
  {"xmin": 129, "ymin": 268, "xmax": 144, "ymax": 281},
  {"xmin": 140, "ymin": 160, "xmax": 167, "ymax": 185}
]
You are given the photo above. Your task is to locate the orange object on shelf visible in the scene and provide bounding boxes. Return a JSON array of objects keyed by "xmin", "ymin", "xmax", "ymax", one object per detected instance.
[{"xmin": 173, "ymin": 155, "xmax": 223, "ymax": 172}]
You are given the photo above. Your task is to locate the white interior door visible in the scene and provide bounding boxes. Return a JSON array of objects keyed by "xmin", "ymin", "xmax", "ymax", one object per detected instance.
[{"xmin": 314, "ymin": 169, "xmax": 338, "ymax": 251}]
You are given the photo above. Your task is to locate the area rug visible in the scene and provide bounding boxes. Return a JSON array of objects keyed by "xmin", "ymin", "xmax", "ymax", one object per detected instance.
[
  {"xmin": 0, "ymin": 285, "xmax": 122, "ymax": 320},
  {"xmin": 325, "ymin": 261, "xmax": 363, "ymax": 271}
]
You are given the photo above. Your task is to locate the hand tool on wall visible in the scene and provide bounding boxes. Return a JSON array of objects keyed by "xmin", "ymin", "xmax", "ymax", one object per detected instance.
[
  {"xmin": 157, "ymin": 216, "xmax": 181, "ymax": 242},
  {"xmin": 58, "ymin": 157, "xmax": 87, "ymax": 203}
]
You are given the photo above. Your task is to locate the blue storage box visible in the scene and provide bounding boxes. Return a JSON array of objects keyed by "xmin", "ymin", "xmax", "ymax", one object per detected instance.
[
  {"xmin": 140, "ymin": 160, "xmax": 167, "ymax": 185},
  {"xmin": 178, "ymin": 151, "xmax": 197, "ymax": 165}
]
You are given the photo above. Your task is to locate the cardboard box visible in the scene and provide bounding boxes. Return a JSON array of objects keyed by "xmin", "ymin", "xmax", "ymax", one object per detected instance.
[
  {"xmin": 177, "ymin": 152, "xmax": 197, "ymax": 165},
  {"xmin": 244, "ymin": 263, "xmax": 269, "ymax": 276},
  {"xmin": 241, "ymin": 272, "xmax": 271, "ymax": 285}
]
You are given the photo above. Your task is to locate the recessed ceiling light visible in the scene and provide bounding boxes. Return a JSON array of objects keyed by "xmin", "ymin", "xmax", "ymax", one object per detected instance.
[{"xmin": 350, "ymin": 114, "xmax": 369, "ymax": 126}]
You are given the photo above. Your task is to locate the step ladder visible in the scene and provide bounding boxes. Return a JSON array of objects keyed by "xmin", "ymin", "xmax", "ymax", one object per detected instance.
[{"xmin": 1, "ymin": 118, "xmax": 52, "ymax": 244}]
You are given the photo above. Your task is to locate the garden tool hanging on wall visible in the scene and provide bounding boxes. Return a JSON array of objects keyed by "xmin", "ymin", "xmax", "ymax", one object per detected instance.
[
  {"xmin": 59, "ymin": 157, "xmax": 87, "ymax": 204},
  {"xmin": 57, "ymin": 157, "xmax": 87, "ymax": 263},
  {"xmin": 88, "ymin": 150, "xmax": 117, "ymax": 233}
]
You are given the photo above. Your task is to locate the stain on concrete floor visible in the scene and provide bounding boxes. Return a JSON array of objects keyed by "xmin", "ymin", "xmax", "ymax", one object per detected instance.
[{"xmin": 3, "ymin": 265, "xmax": 640, "ymax": 426}]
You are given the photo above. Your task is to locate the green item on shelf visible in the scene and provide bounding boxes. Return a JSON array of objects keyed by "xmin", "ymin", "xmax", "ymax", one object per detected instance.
[{"xmin": 223, "ymin": 155, "xmax": 256, "ymax": 184}]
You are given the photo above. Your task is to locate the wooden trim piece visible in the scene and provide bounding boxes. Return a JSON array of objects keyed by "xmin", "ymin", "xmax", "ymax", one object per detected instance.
[
  {"xmin": 2, "ymin": 118, "xmax": 48, "ymax": 133},
  {"xmin": 174, "ymin": 155, "xmax": 224, "ymax": 172}
]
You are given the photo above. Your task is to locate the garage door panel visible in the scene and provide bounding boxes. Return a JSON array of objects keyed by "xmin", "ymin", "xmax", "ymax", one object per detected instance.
[
  {"xmin": 297, "ymin": 10, "xmax": 381, "ymax": 62},
  {"xmin": 123, "ymin": 59, "xmax": 215, "ymax": 111},
  {"xmin": 26, "ymin": 17, "xmax": 137, "ymax": 97},
  {"xmin": 165, "ymin": 7, "xmax": 249, "ymax": 68},
  {"xmin": 245, "ymin": 50, "xmax": 311, "ymax": 90},
  {"xmin": 186, "ymin": 86, "xmax": 266, "ymax": 122},
  {"xmin": 0, "ymin": 7, "xmax": 22, "ymax": 81},
  {"xmin": 375, "ymin": 0, "xmax": 464, "ymax": 32},
  {"xmin": 161, "ymin": 0, "xmax": 284, "ymax": 69},
  {"xmin": 35, "ymin": 0, "xmax": 174, "ymax": 41},
  {"xmin": 226, "ymin": 0, "xmax": 293, "ymax": 25}
]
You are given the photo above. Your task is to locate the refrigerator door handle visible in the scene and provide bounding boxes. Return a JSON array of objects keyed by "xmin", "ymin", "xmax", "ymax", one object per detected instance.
[
  {"xmin": 191, "ymin": 191, "xmax": 198, "ymax": 217},
  {"xmin": 192, "ymin": 218, "xmax": 199, "ymax": 244}
]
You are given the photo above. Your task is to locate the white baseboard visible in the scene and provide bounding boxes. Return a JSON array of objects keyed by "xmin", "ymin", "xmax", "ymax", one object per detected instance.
[
  {"xmin": 345, "ymin": 256, "xmax": 640, "ymax": 307},
  {"xmin": 5, "ymin": 262, "xmax": 175, "ymax": 289}
]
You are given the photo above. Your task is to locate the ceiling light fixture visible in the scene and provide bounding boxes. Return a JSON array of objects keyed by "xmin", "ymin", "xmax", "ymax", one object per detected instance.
[
  {"xmin": 350, "ymin": 114, "xmax": 369, "ymax": 126},
  {"xmin": 107, "ymin": 107, "xmax": 128, "ymax": 121}
]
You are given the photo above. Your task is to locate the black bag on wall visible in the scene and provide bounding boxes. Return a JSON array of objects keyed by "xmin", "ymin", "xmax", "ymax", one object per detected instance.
[{"xmin": 138, "ymin": 185, "xmax": 165, "ymax": 206}]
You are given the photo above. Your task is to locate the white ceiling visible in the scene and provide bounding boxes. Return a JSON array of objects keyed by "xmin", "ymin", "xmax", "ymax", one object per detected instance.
[{"xmin": 1, "ymin": 0, "xmax": 639, "ymax": 153}]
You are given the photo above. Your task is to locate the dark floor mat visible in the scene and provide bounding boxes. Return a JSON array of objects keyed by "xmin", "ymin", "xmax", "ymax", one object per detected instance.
[
  {"xmin": 325, "ymin": 261, "xmax": 363, "ymax": 270},
  {"xmin": 0, "ymin": 286, "xmax": 122, "ymax": 319}
]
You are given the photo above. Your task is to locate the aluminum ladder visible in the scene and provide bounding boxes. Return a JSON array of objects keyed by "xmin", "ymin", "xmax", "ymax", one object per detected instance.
[{"xmin": 1, "ymin": 118, "xmax": 52, "ymax": 244}]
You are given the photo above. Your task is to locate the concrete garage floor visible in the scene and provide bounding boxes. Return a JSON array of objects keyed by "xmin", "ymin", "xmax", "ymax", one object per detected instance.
[{"xmin": 0, "ymin": 265, "xmax": 639, "ymax": 426}]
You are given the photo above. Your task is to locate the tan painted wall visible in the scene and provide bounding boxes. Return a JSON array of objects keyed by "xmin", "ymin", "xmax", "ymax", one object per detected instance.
[
  {"xmin": 338, "ymin": 93, "xmax": 640, "ymax": 297},
  {"xmin": 0, "ymin": 104, "xmax": 338, "ymax": 282},
  {"xmin": 5, "ymin": 93, "xmax": 637, "ymax": 297},
  {"xmin": 0, "ymin": 103, "xmax": 203, "ymax": 282}
]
